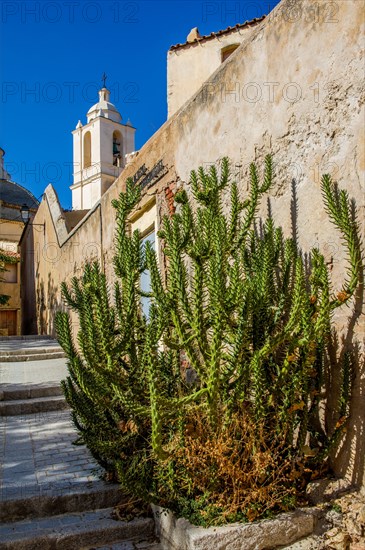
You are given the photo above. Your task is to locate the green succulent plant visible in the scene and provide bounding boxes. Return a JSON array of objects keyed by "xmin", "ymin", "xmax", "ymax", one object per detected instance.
[{"xmin": 56, "ymin": 155, "xmax": 362, "ymax": 521}]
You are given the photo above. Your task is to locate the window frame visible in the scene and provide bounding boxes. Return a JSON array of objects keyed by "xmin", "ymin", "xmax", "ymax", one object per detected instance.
[{"xmin": 130, "ymin": 200, "xmax": 159, "ymax": 318}]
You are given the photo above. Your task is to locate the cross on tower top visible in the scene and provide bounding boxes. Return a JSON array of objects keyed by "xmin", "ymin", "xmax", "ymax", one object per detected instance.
[{"xmin": 102, "ymin": 72, "xmax": 107, "ymax": 88}]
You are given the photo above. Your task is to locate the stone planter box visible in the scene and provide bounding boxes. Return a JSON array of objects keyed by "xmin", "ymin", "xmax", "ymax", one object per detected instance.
[{"xmin": 152, "ymin": 505, "xmax": 317, "ymax": 550}]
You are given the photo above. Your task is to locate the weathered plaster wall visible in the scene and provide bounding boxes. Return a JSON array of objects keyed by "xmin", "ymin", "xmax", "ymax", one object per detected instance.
[
  {"xmin": 173, "ymin": 2, "xmax": 364, "ymax": 329},
  {"xmin": 167, "ymin": 23, "xmax": 259, "ymax": 118},
  {"xmin": 24, "ymin": 0, "xmax": 364, "ymax": 487},
  {"xmin": 0, "ymin": 214, "xmax": 25, "ymax": 243}
]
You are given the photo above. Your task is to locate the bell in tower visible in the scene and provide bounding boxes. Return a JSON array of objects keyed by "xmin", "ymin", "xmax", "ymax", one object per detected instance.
[{"xmin": 113, "ymin": 134, "xmax": 122, "ymax": 167}]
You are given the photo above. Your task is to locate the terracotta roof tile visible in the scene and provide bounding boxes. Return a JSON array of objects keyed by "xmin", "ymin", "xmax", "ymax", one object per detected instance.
[
  {"xmin": 0, "ymin": 249, "xmax": 20, "ymax": 260},
  {"xmin": 169, "ymin": 16, "xmax": 266, "ymax": 51}
]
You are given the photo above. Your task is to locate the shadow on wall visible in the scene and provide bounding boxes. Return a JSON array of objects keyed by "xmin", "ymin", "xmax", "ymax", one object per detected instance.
[
  {"xmin": 329, "ymin": 281, "xmax": 365, "ymax": 488},
  {"xmin": 21, "ymin": 229, "xmax": 37, "ymax": 335},
  {"xmin": 266, "ymin": 180, "xmax": 364, "ymax": 487},
  {"xmin": 36, "ymin": 269, "xmax": 61, "ymax": 337},
  {"xmin": 290, "ymin": 180, "xmax": 364, "ymax": 488}
]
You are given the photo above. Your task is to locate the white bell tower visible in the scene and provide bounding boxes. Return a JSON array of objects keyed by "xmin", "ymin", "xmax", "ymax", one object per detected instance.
[{"xmin": 71, "ymin": 79, "xmax": 136, "ymax": 210}]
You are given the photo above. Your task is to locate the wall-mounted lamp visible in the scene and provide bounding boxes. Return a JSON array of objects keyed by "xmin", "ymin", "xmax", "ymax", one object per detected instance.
[{"xmin": 20, "ymin": 204, "xmax": 45, "ymax": 235}]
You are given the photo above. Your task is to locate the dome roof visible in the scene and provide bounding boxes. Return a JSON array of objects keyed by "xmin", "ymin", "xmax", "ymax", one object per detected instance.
[
  {"xmin": 0, "ymin": 179, "xmax": 39, "ymax": 221},
  {"xmin": 86, "ymin": 88, "xmax": 122, "ymax": 123}
]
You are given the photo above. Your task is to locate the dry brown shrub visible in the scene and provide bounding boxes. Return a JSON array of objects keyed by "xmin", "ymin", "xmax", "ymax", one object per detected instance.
[{"xmin": 158, "ymin": 406, "xmax": 309, "ymax": 525}]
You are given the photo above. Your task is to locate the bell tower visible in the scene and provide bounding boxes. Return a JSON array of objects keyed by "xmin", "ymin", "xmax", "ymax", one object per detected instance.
[{"xmin": 71, "ymin": 76, "xmax": 136, "ymax": 210}]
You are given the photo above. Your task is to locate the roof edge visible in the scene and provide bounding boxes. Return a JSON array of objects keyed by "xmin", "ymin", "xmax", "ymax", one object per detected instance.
[{"xmin": 169, "ymin": 16, "xmax": 266, "ymax": 51}]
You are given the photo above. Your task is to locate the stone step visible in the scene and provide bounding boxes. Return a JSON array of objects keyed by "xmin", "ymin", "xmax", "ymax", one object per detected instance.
[
  {"xmin": 0, "ymin": 395, "xmax": 68, "ymax": 416},
  {"xmin": 0, "ymin": 336, "xmax": 54, "ymax": 341},
  {"xmin": 89, "ymin": 541, "xmax": 163, "ymax": 550},
  {"xmin": 0, "ymin": 483, "xmax": 124, "ymax": 524},
  {"xmin": 0, "ymin": 346, "xmax": 63, "ymax": 356},
  {"xmin": 0, "ymin": 351, "xmax": 66, "ymax": 362},
  {"xmin": 0, "ymin": 507, "xmax": 155, "ymax": 550},
  {"xmin": 0, "ymin": 384, "xmax": 63, "ymax": 401}
]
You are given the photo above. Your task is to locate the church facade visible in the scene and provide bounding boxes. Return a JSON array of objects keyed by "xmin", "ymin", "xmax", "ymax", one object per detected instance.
[{"xmin": 21, "ymin": 0, "xmax": 364, "ymax": 488}]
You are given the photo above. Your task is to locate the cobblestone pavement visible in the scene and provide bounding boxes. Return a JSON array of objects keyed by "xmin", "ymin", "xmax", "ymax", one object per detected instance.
[{"xmin": 0, "ymin": 409, "xmax": 102, "ymax": 502}]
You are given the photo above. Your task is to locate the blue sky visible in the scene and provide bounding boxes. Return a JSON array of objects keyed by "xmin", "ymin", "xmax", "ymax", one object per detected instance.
[{"xmin": 1, "ymin": 0, "xmax": 277, "ymax": 209}]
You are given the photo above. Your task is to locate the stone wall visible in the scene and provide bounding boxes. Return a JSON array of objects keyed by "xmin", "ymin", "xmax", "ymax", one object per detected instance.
[{"xmin": 22, "ymin": 0, "xmax": 364, "ymax": 488}]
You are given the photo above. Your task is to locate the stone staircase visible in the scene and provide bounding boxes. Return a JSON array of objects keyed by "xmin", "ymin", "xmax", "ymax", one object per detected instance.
[
  {"xmin": 0, "ymin": 383, "xmax": 67, "ymax": 416},
  {"xmin": 1, "ymin": 508, "xmax": 156, "ymax": 549},
  {"xmin": 0, "ymin": 337, "xmax": 66, "ymax": 362},
  {"xmin": 0, "ymin": 338, "xmax": 161, "ymax": 550},
  {"xmin": 0, "ymin": 349, "xmax": 66, "ymax": 362}
]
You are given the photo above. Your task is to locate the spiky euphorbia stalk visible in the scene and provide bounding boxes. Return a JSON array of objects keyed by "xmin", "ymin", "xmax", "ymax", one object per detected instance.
[
  {"xmin": 149, "ymin": 157, "xmax": 362, "ymax": 456},
  {"xmin": 56, "ymin": 180, "xmax": 186, "ymax": 498}
]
